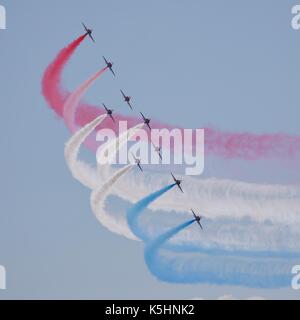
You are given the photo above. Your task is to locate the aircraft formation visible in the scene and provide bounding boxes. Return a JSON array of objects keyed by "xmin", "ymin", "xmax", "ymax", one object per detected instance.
[{"xmin": 82, "ymin": 23, "xmax": 204, "ymax": 231}]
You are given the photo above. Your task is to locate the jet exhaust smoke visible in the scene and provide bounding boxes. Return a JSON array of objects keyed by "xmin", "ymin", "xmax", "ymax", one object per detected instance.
[
  {"xmin": 49, "ymin": 35, "xmax": 300, "ymax": 288},
  {"xmin": 42, "ymin": 36, "xmax": 300, "ymax": 161},
  {"xmin": 90, "ymin": 164, "xmax": 136, "ymax": 239},
  {"xmin": 124, "ymin": 188, "xmax": 299, "ymax": 288},
  {"xmin": 63, "ymin": 67, "xmax": 108, "ymax": 133},
  {"xmin": 127, "ymin": 184, "xmax": 176, "ymax": 241},
  {"xmin": 64, "ymin": 114, "xmax": 107, "ymax": 189},
  {"xmin": 59, "ymin": 36, "xmax": 300, "ymax": 253},
  {"xmin": 64, "ymin": 108, "xmax": 144, "ymax": 237},
  {"xmin": 64, "ymin": 105, "xmax": 300, "ymax": 288},
  {"xmin": 144, "ymin": 219, "xmax": 297, "ymax": 287},
  {"xmin": 42, "ymin": 34, "xmax": 87, "ymax": 116}
]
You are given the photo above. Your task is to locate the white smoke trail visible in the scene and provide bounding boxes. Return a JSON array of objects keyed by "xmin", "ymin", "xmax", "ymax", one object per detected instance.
[
  {"xmin": 89, "ymin": 123, "xmax": 145, "ymax": 238},
  {"xmin": 58, "ymin": 45, "xmax": 300, "ymax": 257},
  {"xmin": 106, "ymin": 169, "xmax": 300, "ymax": 224},
  {"xmin": 64, "ymin": 117, "xmax": 144, "ymax": 237},
  {"xmin": 64, "ymin": 114, "xmax": 107, "ymax": 189},
  {"xmin": 63, "ymin": 67, "xmax": 107, "ymax": 134},
  {"xmin": 66, "ymin": 120, "xmax": 300, "ymax": 229},
  {"xmin": 60, "ymin": 64, "xmax": 300, "ymax": 288},
  {"xmin": 98, "ymin": 167, "xmax": 300, "ymax": 252},
  {"xmin": 64, "ymin": 114, "xmax": 300, "ymax": 252},
  {"xmin": 90, "ymin": 164, "xmax": 136, "ymax": 239}
]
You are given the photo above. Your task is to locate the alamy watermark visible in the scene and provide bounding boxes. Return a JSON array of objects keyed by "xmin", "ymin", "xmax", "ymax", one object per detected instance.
[
  {"xmin": 291, "ymin": 265, "xmax": 300, "ymax": 290},
  {"xmin": 0, "ymin": 265, "xmax": 6, "ymax": 290},
  {"xmin": 95, "ymin": 122, "xmax": 205, "ymax": 176},
  {"xmin": 0, "ymin": 4, "xmax": 6, "ymax": 30},
  {"xmin": 291, "ymin": 5, "xmax": 300, "ymax": 30}
]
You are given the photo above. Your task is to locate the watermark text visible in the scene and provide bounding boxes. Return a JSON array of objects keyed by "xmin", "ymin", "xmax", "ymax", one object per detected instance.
[
  {"xmin": 292, "ymin": 265, "xmax": 300, "ymax": 290},
  {"xmin": 0, "ymin": 265, "xmax": 6, "ymax": 290},
  {"xmin": 0, "ymin": 4, "xmax": 6, "ymax": 30},
  {"xmin": 95, "ymin": 121, "xmax": 205, "ymax": 176},
  {"xmin": 291, "ymin": 5, "xmax": 300, "ymax": 30}
]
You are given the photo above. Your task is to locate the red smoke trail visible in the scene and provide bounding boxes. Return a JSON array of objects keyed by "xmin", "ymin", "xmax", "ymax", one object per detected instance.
[
  {"xmin": 62, "ymin": 67, "xmax": 110, "ymax": 151},
  {"xmin": 204, "ymin": 128, "xmax": 300, "ymax": 160},
  {"xmin": 42, "ymin": 34, "xmax": 87, "ymax": 117},
  {"xmin": 63, "ymin": 67, "xmax": 108, "ymax": 133},
  {"xmin": 42, "ymin": 36, "xmax": 300, "ymax": 161}
]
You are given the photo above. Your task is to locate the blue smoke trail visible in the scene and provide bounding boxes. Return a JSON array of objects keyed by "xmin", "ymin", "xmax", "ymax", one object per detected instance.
[
  {"xmin": 126, "ymin": 184, "xmax": 297, "ymax": 288},
  {"xmin": 127, "ymin": 183, "xmax": 176, "ymax": 241},
  {"xmin": 144, "ymin": 220, "xmax": 295, "ymax": 288},
  {"xmin": 145, "ymin": 219, "xmax": 195, "ymax": 257}
]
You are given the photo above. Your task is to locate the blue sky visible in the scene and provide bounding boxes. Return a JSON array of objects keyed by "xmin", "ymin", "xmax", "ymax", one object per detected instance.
[{"xmin": 0, "ymin": 0, "xmax": 300, "ymax": 299}]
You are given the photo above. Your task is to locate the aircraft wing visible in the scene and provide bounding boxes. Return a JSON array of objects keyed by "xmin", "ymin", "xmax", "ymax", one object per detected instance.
[
  {"xmin": 171, "ymin": 173, "xmax": 176, "ymax": 182},
  {"xmin": 152, "ymin": 143, "xmax": 161, "ymax": 158},
  {"xmin": 82, "ymin": 22, "xmax": 88, "ymax": 32},
  {"xmin": 89, "ymin": 34, "xmax": 95, "ymax": 42},
  {"xmin": 120, "ymin": 90, "xmax": 126, "ymax": 99},
  {"xmin": 103, "ymin": 56, "xmax": 108, "ymax": 64},
  {"xmin": 191, "ymin": 209, "xmax": 197, "ymax": 220},
  {"xmin": 127, "ymin": 101, "xmax": 133, "ymax": 110},
  {"xmin": 110, "ymin": 67, "xmax": 116, "ymax": 77},
  {"xmin": 102, "ymin": 103, "xmax": 108, "ymax": 112},
  {"xmin": 140, "ymin": 112, "xmax": 146, "ymax": 121},
  {"xmin": 177, "ymin": 184, "xmax": 184, "ymax": 193},
  {"xmin": 109, "ymin": 114, "xmax": 115, "ymax": 123},
  {"xmin": 197, "ymin": 220, "xmax": 203, "ymax": 230}
]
